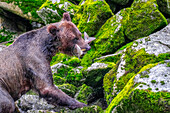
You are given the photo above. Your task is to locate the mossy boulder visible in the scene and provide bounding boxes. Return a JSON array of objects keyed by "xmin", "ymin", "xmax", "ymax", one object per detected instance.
[
  {"xmin": 75, "ymin": 84, "xmax": 93, "ymax": 104},
  {"xmin": 106, "ymin": 61, "xmax": 170, "ymax": 113},
  {"xmin": 123, "ymin": 0, "xmax": 168, "ymax": 40},
  {"xmin": 83, "ymin": 62, "xmax": 114, "ymax": 88},
  {"xmin": 0, "ymin": 0, "xmax": 45, "ymax": 22},
  {"xmin": 103, "ymin": 24, "xmax": 170, "ymax": 105},
  {"xmin": 61, "ymin": 105, "xmax": 103, "ymax": 113},
  {"xmin": 0, "ymin": 27, "xmax": 17, "ymax": 43},
  {"xmin": 72, "ymin": 0, "xmax": 113, "ymax": 36},
  {"xmin": 81, "ymin": 0, "xmax": 168, "ymax": 67},
  {"xmin": 94, "ymin": 10, "xmax": 127, "ymax": 56},
  {"xmin": 37, "ymin": 0, "xmax": 79, "ymax": 24},
  {"xmin": 57, "ymin": 83, "xmax": 78, "ymax": 97},
  {"xmin": 157, "ymin": 0, "xmax": 170, "ymax": 17}
]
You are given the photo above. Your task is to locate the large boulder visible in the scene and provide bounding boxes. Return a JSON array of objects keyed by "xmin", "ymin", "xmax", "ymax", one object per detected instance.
[
  {"xmin": 16, "ymin": 95, "xmax": 63, "ymax": 112},
  {"xmin": 84, "ymin": 62, "xmax": 114, "ymax": 88},
  {"xmin": 124, "ymin": 0, "xmax": 168, "ymax": 40},
  {"xmin": 81, "ymin": 0, "xmax": 168, "ymax": 67},
  {"xmin": 72, "ymin": 0, "xmax": 113, "ymax": 36},
  {"xmin": 37, "ymin": 0, "xmax": 79, "ymax": 24},
  {"xmin": 0, "ymin": 0, "xmax": 45, "ymax": 23},
  {"xmin": 75, "ymin": 84, "xmax": 93, "ymax": 104},
  {"xmin": 106, "ymin": 61, "xmax": 170, "ymax": 113},
  {"xmin": 103, "ymin": 24, "xmax": 170, "ymax": 106}
]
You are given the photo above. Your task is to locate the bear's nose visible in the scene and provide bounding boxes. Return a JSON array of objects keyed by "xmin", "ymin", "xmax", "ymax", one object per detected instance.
[{"xmin": 86, "ymin": 45, "xmax": 91, "ymax": 51}]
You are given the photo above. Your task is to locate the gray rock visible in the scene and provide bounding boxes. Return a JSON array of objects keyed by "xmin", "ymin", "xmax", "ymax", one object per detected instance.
[
  {"xmin": 134, "ymin": 60, "xmax": 170, "ymax": 92},
  {"xmin": 0, "ymin": 45, "xmax": 6, "ymax": 51},
  {"xmin": 16, "ymin": 95, "xmax": 64, "ymax": 113},
  {"xmin": 51, "ymin": 63, "xmax": 69, "ymax": 74},
  {"xmin": 0, "ymin": 2, "xmax": 39, "ymax": 22},
  {"xmin": 84, "ymin": 62, "xmax": 112, "ymax": 88},
  {"xmin": 132, "ymin": 24, "xmax": 170, "ymax": 56}
]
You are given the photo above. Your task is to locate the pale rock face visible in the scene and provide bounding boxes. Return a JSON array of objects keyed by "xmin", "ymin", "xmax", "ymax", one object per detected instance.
[
  {"xmin": 87, "ymin": 62, "xmax": 108, "ymax": 71},
  {"xmin": 37, "ymin": 8, "xmax": 61, "ymax": 24},
  {"xmin": 134, "ymin": 61, "xmax": 170, "ymax": 92},
  {"xmin": 51, "ymin": 63, "xmax": 69, "ymax": 74},
  {"xmin": 132, "ymin": 24, "xmax": 170, "ymax": 56}
]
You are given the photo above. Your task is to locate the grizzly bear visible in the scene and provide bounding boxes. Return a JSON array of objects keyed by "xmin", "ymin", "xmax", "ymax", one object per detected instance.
[{"xmin": 0, "ymin": 12, "xmax": 95, "ymax": 113}]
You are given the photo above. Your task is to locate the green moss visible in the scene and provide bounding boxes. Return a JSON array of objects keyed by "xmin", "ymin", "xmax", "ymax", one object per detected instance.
[
  {"xmin": 72, "ymin": 0, "xmax": 113, "ymax": 36},
  {"xmin": 84, "ymin": 62, "xmax": 113, "ymax": 88},
  {"xmin": 95, "ymin": 54, "xmax": 122, "ymax": 65},
  {"xmin": 53, "ymin": 74, "xmax": 66, "ymax": 85},
  {"xmin": 123, "ymin": 0, "xmax": 168, "ymax": 40},
  {"xmin": 61, "ymin": 105, "xmax": 103, "ymax": 113},
  {"xmin": 0, "ymin": 27, "xmax": 16, "ymax": 43},
  {"xmin": 50, "ymin": 53, "xmax": 71, "ymax": 66},
  {"xmin": 151, "ymin": 80, "xmax": 156, "ymax": 84},
  {"xmin": 94, "ymin": 14, "xmax": 126, "ymax": 56},
  {"xmin": 103, "ymin": 66, "xmax": 117, "ymax": 104},
  {"xmin": 57, "ymin": 83, "xmax": 77, "ymax": 97},
  {"xmin": 160, "ymin": 81, "xmax": 165, "ymax": 85},
  {"xmin": 124, "ymin": 48, "xmax": 170, "ymax": 74},
  {"xmin": 64, "ymin": 57, "xmax": 81, "ymax": 67},
  {"xmin": 148, "ymin": 88, "xmax": 152, "ymax": 90},
  {"xmin": 116, "ymin": 73, "xmax": 135, "ymax": 93},
  {"xmin": 114, "ymin": 89, "xmax": 170, "ymax": 113},
  {"xmin": 5, "ymin": 0, "xmax": 46, "ymax": 21},
  {"xmin": 75, "ymin": 84, "xmax": 93, "ymax": 104},
  {"xmin": 81, "ymin": 48, "xmax": 98, "ymax": 67},
  {"xmin": 66, "ymin": 68, "xmax": 84, "ymax": 86},
  {"xmin": 140, "ymin": 74, "xmax": 149, "ymax": 78},
  {"xmin": 106, "ymin": 63, "xmax": 157, "ymax": 112},
  {"xmin": 167, "ymin": 62, "xmax": 170, "ymax": 67}
]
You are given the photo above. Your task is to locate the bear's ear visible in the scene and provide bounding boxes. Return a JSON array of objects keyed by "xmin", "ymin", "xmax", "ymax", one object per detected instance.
[
  {"xmin": 47, "ymin": 25, "xmax": 59, "ymax": 35},
  {"xmin": 62, "ymin": 12, "xmax": 71, "ymax": 21}
]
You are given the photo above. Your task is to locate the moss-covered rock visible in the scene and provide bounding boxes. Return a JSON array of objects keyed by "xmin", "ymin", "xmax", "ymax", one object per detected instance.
[
  {"xmin": 75, "ymin": 84, "xmax": 93, "ymax": 104},
  {"xmin": 61, "ymin": 105, "xmax": 103, "ymax": 113},
  {"xmin": 106, "ymin": 61, "xmax": 170, "ymax": 113},
  {"xmin": 124, "ymin": 0, "xmax": 168, "ymax": 40},
  {"xmin": 37, "ymin": 0, "xmax": 79, "ymax": 24},
  {"xmin": 57, "ymin": 83, "xmax": 78, "ymax": 97},
  {"xmin": 103, "ymin": 24, "xmax": 170, "ymax": 108},
  {"xmin": 94, "ymin": 9, "xmax": 127, "ymax": 56},
  {"xmin": 0, "ymin": 27, "xmax": 16, "ymax": 43},
  {"xmin": 83, "ymin": 62, "xmax": 114, "ymax": 88},
  {"xmin": 66, "ymin": 68, "xmax": 84, "ymax": 86},
  {"xmin": 0, "ymin": 0, "xmax": 45, "ymax": 22},
  {"xmin": 72, "ymin": 0, "xmax": 113, "ymax": 36}
]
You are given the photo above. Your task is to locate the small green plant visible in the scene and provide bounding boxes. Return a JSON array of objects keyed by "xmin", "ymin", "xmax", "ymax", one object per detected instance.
[
  {"xmin": 160, "ymin": 81, "xmax": 165, "ymax": 85},
  {"xmin": 148, "ymin": 88, "xmax": 152, "ymax": 90},
  {"xmin": 151, "ymin": 80, "xmax": 156, "ymax": 84}
]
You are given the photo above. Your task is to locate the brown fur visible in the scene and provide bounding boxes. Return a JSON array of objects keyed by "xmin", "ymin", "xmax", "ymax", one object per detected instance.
[{"xmin": 0, "ymin": 12, "xmax": 91, "ymax": 113}]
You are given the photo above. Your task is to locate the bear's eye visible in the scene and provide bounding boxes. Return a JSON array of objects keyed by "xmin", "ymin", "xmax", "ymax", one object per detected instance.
[{"xmin": 73, "ymin": 37, "xmax": 79, "ymax": 43}]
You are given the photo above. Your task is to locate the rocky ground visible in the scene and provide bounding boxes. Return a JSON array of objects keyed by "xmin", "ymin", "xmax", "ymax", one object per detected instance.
[{"xmin": 0, "ymin": 0, "xmax": 170, "ymax": 113}]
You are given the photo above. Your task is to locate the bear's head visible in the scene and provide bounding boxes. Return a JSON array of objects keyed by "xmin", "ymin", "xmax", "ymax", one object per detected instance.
[{"xmin": 47, "ymin": 12, "xmax": 95, "ymax": 58}]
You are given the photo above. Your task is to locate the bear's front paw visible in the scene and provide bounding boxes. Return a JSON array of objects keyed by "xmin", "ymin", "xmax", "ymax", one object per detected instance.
[{"xmin": 68, "ymin": 102, "xmax": 87, "ymax": 110}]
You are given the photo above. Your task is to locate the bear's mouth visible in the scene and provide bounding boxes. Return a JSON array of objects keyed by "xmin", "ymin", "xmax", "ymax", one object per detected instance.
[{"xmin": 72, "ymin": 44, "xmax": 83, "ymax": 59}]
